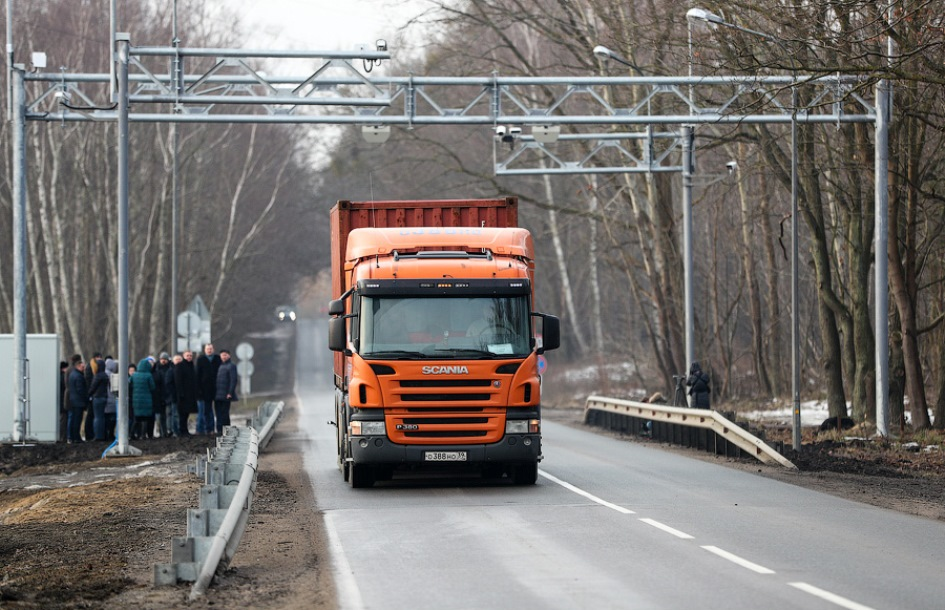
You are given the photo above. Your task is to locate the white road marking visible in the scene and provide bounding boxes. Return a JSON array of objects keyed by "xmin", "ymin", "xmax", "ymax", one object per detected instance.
[
  {"xmin": 789, "ymin": 582, "xmax": 877, "ymax": 610},
  {"xmin": 538, "ymin": 469, "xmax": 878, "ymax": 609},
  {"xmin": 639, "ymin": 518, "xmax": 695, "ymax": 539},
  {"xmin": 700, "ymin": 545, "xmax": 775, "ymax": 574},
  {"xmin": 324, "ymin": 511, "xmax": 366, "ymax": 610},
  {"xmin": 538, "ymin": 469, "xmax": 636, "ymax": 514}
]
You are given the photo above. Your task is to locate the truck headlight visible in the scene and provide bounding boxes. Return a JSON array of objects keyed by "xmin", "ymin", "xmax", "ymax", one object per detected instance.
[
  {"xmin": 350, "ymin": 421, "xmax": 386, "ymax": 436},
  {"xmin": 506, "ymin": 419, "xmax": 540, "ymax": 434}
]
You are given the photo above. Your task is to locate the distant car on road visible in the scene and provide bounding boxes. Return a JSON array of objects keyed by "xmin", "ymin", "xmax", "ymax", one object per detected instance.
[{"xmin": 276, "ymin": 306, "xmax": 297, "ymax": 322}]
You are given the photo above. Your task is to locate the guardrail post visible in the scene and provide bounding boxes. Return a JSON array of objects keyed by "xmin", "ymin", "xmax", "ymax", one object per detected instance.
[{"xmin": 154, "ymin": 403, "xmax": 284, "ymax": 589}]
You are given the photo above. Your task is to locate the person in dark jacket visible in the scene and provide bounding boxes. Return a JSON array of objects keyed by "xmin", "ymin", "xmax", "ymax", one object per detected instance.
[
  {"xmin": 174, "ymin": 350, "xmax": 199, "ymax": 436},
  {"xmin": 103, "ymin": 358, "xmax": 119, "ymax": 440},
  {"xmin": 686, "ymin": 361, "xmax": 711, "ymax": 409},
  {"xmin": 164, "ymin": 354, "xmax": 180, "ymax": 437},
  {"xmin": 153, "ymin": 352, "xmax": 173, "ymax": 437},
  {"xmin": 127, "ymin": 363, "xmax": 137, "ymax": 438},
  {"xmin": 130, "ymin": 358, "xmax": 156, "ymax": 439},
  {"xmin": 87, "ymin": 358, "xmax": 110, "ymax": 441},
  {"xmin": 83, "ymin": 352, "xmax": 102, "ymax": 441},
  {"xmin": 195, "ymin": 343, "xmax": 221, "ymax": 435},
  {"xmin": 59, "ymin": 360, "xmax": 69, "ymax": 442},
  {"xmin": 66, "ymin": 354, "xmax": 88, "ymax": 443},
  {"xmin": 213, "ymin": 349, "xmax": 239, "ymax": 435}
]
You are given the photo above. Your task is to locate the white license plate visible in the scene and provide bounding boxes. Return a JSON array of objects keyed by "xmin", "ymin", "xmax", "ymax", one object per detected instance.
[{"xmin": 424, "ymin": 451, "xmax": 467, "ymax": 462}]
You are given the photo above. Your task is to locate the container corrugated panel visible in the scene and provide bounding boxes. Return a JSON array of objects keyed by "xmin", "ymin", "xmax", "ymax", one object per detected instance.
[{"xmin": 329, "ymin": 197, "xmax": 518, "ymax": 382}]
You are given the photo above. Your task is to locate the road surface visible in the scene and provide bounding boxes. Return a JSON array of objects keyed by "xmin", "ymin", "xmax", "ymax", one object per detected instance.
[{"xmin": 294, "ymin": 319, "xmax": 945, "ymax": 610}]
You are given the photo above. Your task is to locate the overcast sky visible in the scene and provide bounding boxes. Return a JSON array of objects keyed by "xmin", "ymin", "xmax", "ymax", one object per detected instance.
[{"xmin": 235, "ymin": 0, "xmax": 427, "ymax": 53}]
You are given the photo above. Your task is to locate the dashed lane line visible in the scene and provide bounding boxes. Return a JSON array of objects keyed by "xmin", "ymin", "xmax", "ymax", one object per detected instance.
[
  {"xmin": 539, "ymin": 469, "xmax": 877, "ymax": 610},
  {"xmin": 538, "ymin": 469, "xmax": 636, "ymax": 514},
  {"xmin": 638, "ymin": 518, "xmax": 695, "ymax": 539},
  {"xmin": 700, "ymin": 545, "xmax": 776, "ymax": 574},
  {"xmin": 788, "ymin": 582, "xmax": 877, "ymax": 610}
]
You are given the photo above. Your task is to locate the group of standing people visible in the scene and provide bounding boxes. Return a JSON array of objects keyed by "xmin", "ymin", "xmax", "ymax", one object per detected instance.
[{"xmin": 60, "ymin": 343, "xmax": 239, "ymax": 443}]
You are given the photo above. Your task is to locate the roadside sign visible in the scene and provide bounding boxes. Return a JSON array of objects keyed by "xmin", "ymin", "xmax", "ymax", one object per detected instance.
[
  {"xmin": 177, "ymin": 311, "xmax": 201, "ymax": 337},
  {"xmin": 236, "ymin": 342, "xmax": 254, "ymax": 360},
  {"xmin": 236, "ymin": 360, "xmax": 255, "ymax": 377}
]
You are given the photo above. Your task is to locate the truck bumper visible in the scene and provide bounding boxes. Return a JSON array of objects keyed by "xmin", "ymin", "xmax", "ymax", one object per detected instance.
[{"xmin": 349, "ymin": 434, "xmax": 541, "ymax": 465}]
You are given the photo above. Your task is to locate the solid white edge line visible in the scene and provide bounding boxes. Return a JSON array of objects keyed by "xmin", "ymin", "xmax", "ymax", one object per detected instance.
[
  {"xmin": 638, "ymin": 518, "xmax": 694, "ymax": 539},
  {"xmin": 538, "ymin": 469, "xmax": 636, "ymax": 514},
  {"xmin": 701, "ymin": 545, "xmax": 775, "ymax": 574},
  {"xmin": 324, "ymin": 511, "xmax": 366, "ymax": 610},
  {"xmin": 789, "ymin": 582, "xmax": 876, "ymax": 610}
]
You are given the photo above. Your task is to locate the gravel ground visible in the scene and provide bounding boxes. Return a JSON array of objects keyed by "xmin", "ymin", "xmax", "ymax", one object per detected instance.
[
  {"xmin": 2, "ymin": 402, "xmax": 943, "ymax": 608},
  {"xmin": 0, "ymin": 399, "xmax": 334, "ymax": 609}
]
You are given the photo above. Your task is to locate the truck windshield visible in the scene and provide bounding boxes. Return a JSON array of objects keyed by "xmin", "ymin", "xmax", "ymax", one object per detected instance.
[{"xmin": 359, "ymin": 295, "xmax": 531, "ymax": 358}]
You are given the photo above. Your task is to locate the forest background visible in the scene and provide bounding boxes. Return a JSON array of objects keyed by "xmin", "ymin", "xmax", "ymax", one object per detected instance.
[{"xmin": 1, "ymin": 0, "xmax": 944, "ymax": 430}]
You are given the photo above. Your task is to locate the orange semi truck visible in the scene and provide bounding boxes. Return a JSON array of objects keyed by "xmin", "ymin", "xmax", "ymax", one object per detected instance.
[{"xmin": 327, "ymin": 198, "xmax": 560, "ymax": 487}]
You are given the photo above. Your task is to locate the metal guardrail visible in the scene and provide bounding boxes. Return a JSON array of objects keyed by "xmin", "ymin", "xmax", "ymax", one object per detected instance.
[
  {"xmin": 584, "ymin": 395, "xmax": 796, "ymax": 469},
  {"xmin": 153, "ymin": 400, "xmax": 284, "ymax": 595},
  {"xmin": 253, "ymin": 401, "xmax": 284, "ymax": 450}
]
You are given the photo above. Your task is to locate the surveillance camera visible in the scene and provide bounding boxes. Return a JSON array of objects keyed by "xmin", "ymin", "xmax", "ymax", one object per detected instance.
[
  {"xmin": 494, "ymin": 126, "xmax": 507, "ymax": 138},
  {"xmin": 726, "ymin": 161, "xmax": 737, "ymax": 174},
  {"xmin": 376, "ymin": 39, "xmax": 388, "ymax": 52}
]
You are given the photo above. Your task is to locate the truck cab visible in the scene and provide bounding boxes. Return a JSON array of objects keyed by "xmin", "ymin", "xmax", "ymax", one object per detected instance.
[{"xmin": 328, "ymin": 202, "xmax": 559, "ymax": 487}]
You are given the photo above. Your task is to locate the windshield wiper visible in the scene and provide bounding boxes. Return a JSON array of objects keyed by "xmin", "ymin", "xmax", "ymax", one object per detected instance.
[
  {"xmin": 433, "ymin": 348, "xmax": 504, "ymax": 358},
  {"xmin": 362, "ymin": 350, "xmax": 426, "ymax": 359}
]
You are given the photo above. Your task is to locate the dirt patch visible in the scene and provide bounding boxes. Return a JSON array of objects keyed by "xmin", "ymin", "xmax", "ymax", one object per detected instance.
[{"xmin": 0, "ymin": 400, "xmax": 335, "ymax": 609}]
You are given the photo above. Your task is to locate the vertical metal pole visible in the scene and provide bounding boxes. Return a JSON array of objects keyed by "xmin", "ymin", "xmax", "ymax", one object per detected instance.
[
  {"xmin": 791, "ymin": 88, "xmax": 801, "ymax": 451},
  {"xmin": 682, "ymin": 125, "xmax": 695, "ymax": 396},
  {"xmin": 170, "ymin": 0, "xmax": 181, "ymax": 353},
  {"xmin": 687, "ymin": 21, "xmax": 694, "ymax": 112},
  {"xmin": 11, "ymin": 65, "xmax": 28, "ymax": 442},
  {"xmin": 112, "ymin": 34, "xmax": 139, "ymax": 456},
  {"xmin": 875, "ymin": 80, "xmax": 890, "ymax": 437},
  {"xmin": 6, "ymin": 0, "xmax": 15, "ymax": 119},
  {"xmin": 109, "ymin": 0, "xmax": 117, "ymax": 102}
]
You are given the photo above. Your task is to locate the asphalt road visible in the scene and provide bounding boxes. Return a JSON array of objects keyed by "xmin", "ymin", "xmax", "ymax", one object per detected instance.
[{"xmin": 295, "ymin": 319, "xmax": 945, "ymax": 610}]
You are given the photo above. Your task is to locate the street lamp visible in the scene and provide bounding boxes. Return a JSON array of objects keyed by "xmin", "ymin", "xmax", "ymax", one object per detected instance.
[
  {"xmin": 592, "ymin": 45, "xmax": 647, "ymax": 76},
  {"xmin": 687, "ymin": 7, "xmax": 802, "ymax": 451}
]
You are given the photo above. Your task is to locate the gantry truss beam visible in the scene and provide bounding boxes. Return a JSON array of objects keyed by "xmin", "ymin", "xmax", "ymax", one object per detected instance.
[{"xmin": 23, "ymin": 45, "xmax": 877, "ymax": 175}]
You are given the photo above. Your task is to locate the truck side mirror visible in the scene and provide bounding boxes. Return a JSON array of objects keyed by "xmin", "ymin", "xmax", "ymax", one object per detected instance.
[
  {"xmin": 328, "ymin": 317, "xmax": 347, "ymax": 352},
  {"xmin": 328, "ymin": 299, "xmax": 345, "ymax": 316},
  {"xmin": 541, "ymin": 315, "xmax": 560, "ymax": 352}
]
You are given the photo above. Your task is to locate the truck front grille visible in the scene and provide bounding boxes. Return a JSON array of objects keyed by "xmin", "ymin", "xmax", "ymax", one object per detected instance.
[
  {"xmin": 382, "ymin": 374, "xmax": 507, "ymax": 444},
  {"xmin": 401, "ymin": 393, "xmax": 490, "ymax": 402}
]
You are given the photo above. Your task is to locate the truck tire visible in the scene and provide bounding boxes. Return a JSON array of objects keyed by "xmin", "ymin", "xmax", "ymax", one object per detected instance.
[
  {"xmin": 349, "ymin": 462, "xmax": 375, "ymax": 488},
  {"xmin": 511, "ymin": 461, "xmax": 538, "ymax": 485}
]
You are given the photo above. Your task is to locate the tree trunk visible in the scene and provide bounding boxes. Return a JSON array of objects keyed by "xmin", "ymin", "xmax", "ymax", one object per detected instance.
[
  {"xmin": 758, "ymin": 171, "xmax": 784, "ymax": 395},
  {"xmin": 585, "ymin": 178, "xmax": 605, "ymax": 356},
  {"xmin": 887, "ymin": 118, "xmax": 931, "ymax": 429},
  {"xmin": 541, "ymin": 171, "xmax": 589, "ymax": 355},
  {"xmin": 734, "ymin": 144, "xmax": 772, "ymax": 395}
]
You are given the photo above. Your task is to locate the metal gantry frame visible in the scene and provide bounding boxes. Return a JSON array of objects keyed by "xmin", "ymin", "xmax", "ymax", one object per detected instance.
[{"xmin": 6, "ymin": 34, "xmax": 890, "ymax": 446}]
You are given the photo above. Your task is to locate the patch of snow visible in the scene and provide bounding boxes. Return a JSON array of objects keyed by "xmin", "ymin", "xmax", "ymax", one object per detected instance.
[
  {"xmin": 741, "ymin": 400, "xmax": 830, "ymax": 427},
  {"xmin": 125, "ymin": 460, "xmax": 156, "ymax": 470}
]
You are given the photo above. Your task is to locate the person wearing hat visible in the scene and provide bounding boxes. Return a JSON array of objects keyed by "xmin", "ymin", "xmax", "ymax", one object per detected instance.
[
  {"xmin": 686, "ymin": 361, "xmax": 711, "ymax": 409},
  {"xmin": 153, "ymin": 352, "xmax": 173, "ymax": 437}
]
